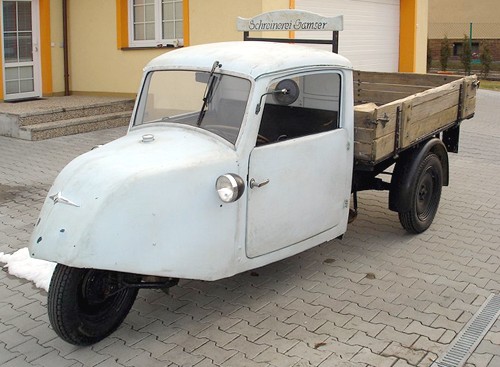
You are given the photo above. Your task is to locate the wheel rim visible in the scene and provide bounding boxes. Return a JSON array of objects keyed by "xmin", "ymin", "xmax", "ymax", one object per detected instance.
[
  {"xmin": 78, "ymin": 270, "xmax": 128, "ymax": 322},
  {"xmin": 416, "ymin": 166, "xmax": 439, "ymax": 221}
]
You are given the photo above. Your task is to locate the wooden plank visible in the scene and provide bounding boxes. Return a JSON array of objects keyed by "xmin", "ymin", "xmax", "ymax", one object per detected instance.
[
  {"xmin": 403, "ymin": 106, "xmax": 459, "ymax": 147},
  {"xmin": 356, "ymin": 89, "xmax": 412, "ymax": 105},
  {"xmin": 354, "ymin": 103, "xmax": 377, "ymax": 129},
  {"xmin": 462, "ymin": 76, "xmax": 478, "ymax": 118},
  {"xmin": 409, "ymin": 90, "xmax": 460, "ymax": 122},
  {"xmin": 354, "ymin": 127, "xmax": 376, "ymax": 143},
  {"xmin": 464, "ymin": 96, "xmax": 476, "ymax": 118},
  {"xmin": 354, "ymin": 132, "xmax": 396, "ymax": 162},
  {"xmin": 408, "ymin": 79, "xmax": 462, "ymax": 107},
  {"xmin": 355, "ymin": 82, "xmax": 431, "ymax": 95},
  {"xmin": 354, "ymin": 70, "xmax": 462, "ymax": 88}
]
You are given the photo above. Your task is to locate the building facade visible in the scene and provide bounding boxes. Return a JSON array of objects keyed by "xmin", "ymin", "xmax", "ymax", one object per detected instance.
[
  {"xmin": 0, "ymin": 0, "xmax": 427, "ymax": 101},
  {"xmin": 428, "ymin": 0, "xmax": 500, "ymax": 65}
]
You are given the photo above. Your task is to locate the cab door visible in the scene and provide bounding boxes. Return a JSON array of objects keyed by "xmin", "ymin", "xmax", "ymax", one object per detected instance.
[{"xmin": 246, "ymin": 72, "xmax": 351, "ymax": 258}]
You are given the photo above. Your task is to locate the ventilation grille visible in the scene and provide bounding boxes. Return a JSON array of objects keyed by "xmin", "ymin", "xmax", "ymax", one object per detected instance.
[{"xmin": 433, "ymin": 293, "xmax": 500, "ymax": 367}]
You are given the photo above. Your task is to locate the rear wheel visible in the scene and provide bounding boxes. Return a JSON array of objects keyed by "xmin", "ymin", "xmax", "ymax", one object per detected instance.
[
  {"xmin": 398, "ymin": 153, "xmax": 443, "ymax": 233},
  {"xmin": 48, "ymin": 264, "xmax": 138, "ymax": 346}
]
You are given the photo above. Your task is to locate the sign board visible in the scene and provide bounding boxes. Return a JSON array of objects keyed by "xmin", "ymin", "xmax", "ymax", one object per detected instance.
[{"xmin": 237, "ymin": 10, "xmax": 343, "ymax": 32}]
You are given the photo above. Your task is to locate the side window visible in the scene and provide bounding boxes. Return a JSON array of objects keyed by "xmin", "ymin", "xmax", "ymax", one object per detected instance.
[{"xmin": 257, "ymin": 72, "xmax": 341, "ymax": 146}]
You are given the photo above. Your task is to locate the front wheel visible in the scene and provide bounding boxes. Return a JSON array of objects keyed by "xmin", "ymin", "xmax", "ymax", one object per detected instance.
[
  {"xmin": 48, "ymin": 264, "xmax": 138, "ymax": 346},
  {"xmin": 398, "ymin": 153, "xmax": 443, "ymax": 233}
]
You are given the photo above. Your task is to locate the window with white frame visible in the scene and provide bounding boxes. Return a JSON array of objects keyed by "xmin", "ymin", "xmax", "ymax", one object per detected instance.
[{"xmin": 128, "ymin": 0, "xmax": 184, "ymax": 48}]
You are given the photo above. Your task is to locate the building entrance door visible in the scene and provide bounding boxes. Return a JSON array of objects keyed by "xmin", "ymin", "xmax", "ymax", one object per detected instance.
[{"xmin": 2, "ymin": 0, "xmax": 41, "ymax": 100}]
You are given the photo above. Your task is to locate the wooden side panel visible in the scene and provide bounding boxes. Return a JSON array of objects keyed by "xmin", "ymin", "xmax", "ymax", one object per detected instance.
[
  {"xmin": 401, "ymin": 80, "xmax": 462, "ymax": 147},
  {"xmin": 354, "ymin": 71, "xmax": 462, "ymax": 87},
  {"xmin": 352, "ymin": 71, "xmax": 478, "ymax": 164},
  {"xmin": 462, "ymin": 75, "xmax": 478, "ymax": 119},
  {"xmin": 354, "ymin": 133, "xmax": 395, "ymax": 163},
  {"xmin": 354, "ymin": 70, "xmax": 463, "ymax": 105}
]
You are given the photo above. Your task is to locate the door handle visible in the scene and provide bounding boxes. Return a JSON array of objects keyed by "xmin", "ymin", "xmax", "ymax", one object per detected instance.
[{"xmin": 250, "ymin": 178, "xmax": 270, "ymax": 189}]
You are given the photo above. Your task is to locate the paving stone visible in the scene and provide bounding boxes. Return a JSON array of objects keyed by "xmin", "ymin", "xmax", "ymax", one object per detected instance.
[
  {"xmin": 347, "ymin": 330, "xmax": 391, "ymax": 354},
  {"xmin": 0, "ymin": 342, "xmax": 20, "ymax": 365},
  {"xmin": 228, "ymin": 306, "xmax": 269, "ymax": 326},
  {"xmin": 285, "ymin": 311, "xmax": 326, "ymax": 332},
  {"xmin": 224, "ymin": 335, "xmax": 269, "ymax": 359},
  {"xmin": 11, "ymin": 337, "xmax": 52, "ymax": 363},
  {"xmin": 475, "ymin": 340, "xmax": 500, "ymax": 356},
  {"xmin": 257, "ymin": 316, "xmax": 297, "ymax": 337},
  {"xmin": 0, "ymin": 355, "xmax": 34, "ymax": 367},
  {"xmin": 381, "ymin": 341, "xmax": 427, "ymax": 365},
  {"xmin": 344, "ymin": 316, "xmax": 385, "ymax": 337},
  {"xmin": 64, "ymin": 346, "xmax": 110, "ymax": 366},
  {"xmin": 0, "ymin": 327, "xmax": 32, "ymax": 349},
  {"xmin": 31, "ymin": 350, "xmax": 75, "ymax": 367},
  {"xmin": 164, "ymin": 329, "xmax": 209, "ymax": 352},
  {"xmin": 285, "ymin": 341, "xmax": 332, "ymax": 366},
  {"xmin": 221, "ymin": 351, "xmax": 271, "ymax": 367},
  {"xmin": 350, "ymin": 347, "xmax": 397, "ymax": 367},
  {"xmin": 130, "ymin": 334, "xmax": 176, "ymax": 358},
  {"xmin": 465, "ymin": 352, "xmax": 495, "ymax": 367},
  {"xmin": 226, "ymin": 320, "xmax": 268, "ymax": 342},
  {"xmin": 254, "ymin": 330, "xmax": 299, "ymax": 353},
  {"xmin": 98, "ymin": 339, "xmax": 143, "ymax": 364},
  {"xmin": 192, "ymin": 340, "xmax": 237, "ymax": 365},
  {"xmin": 199, "ymin": 312, "xmax": 241, "ymax": 331},
  {"xmin": 159, "ymin": 345, "xmax": 205, "ymax": 366},
  {"xmin": 371, "ymin": 310, "xmax": 412, "ymax": 332},
  {"xmin": 110, "ymin": 324, "xmax": 150, "ymax": 346},
  {"xmin": 487, "ymin": 355, "xmax": 500, "ymax": 367},
  {"xmin": 253, "ymin": 347, "xmax": 301, "ymax": 367}
]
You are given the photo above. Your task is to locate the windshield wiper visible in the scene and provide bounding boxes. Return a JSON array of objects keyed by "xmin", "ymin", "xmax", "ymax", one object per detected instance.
[{"xmin": 197, "ymin": 60, "xmax": 221, "ymax": 126}]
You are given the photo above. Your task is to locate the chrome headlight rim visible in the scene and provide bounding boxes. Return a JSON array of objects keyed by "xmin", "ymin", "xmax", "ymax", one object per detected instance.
[{"xmin": 216, "ymin": 173, "xmax": 245, "ymax": 203}]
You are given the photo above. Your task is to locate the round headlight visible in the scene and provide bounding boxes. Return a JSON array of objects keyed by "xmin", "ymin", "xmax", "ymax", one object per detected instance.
[{"xmin": 216, "ymin": 174, "xmax": 245, "ymax": 203}]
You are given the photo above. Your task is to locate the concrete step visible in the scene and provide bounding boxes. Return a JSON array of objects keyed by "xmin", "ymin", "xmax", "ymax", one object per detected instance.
[
  {"xmin": 18, "ymin": 99, "xmax": 135, "ymax": 126},
  {"xmin": 18, "ymin": 111, "xmax": 132, "ymax": 141}
]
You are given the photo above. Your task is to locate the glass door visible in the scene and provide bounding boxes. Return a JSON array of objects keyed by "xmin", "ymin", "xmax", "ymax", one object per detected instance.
[{"xmin": 2, "ymin": 0, "xmax": 40, "ymax": 100}]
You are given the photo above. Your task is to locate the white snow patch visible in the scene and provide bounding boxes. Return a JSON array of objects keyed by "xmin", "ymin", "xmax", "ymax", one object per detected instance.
[{"xmin": 0, "ymin": 247, "xmax": 56, "ymax": 292}]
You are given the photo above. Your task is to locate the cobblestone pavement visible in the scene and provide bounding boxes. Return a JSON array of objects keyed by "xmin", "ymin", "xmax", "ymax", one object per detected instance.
[{"xmin": 1, "ymin": 90, "xmax": 499, "ymax": 366}]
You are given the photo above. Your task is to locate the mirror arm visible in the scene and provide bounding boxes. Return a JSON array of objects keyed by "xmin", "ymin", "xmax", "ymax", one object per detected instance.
[{"xmin": 255, "ymin": 89, "xmax": 288, "ymax": 114}]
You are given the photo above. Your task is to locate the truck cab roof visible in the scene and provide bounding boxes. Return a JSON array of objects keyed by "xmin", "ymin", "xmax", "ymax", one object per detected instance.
[{"xmin": 144, "ymin": 41, "xmax": 353, "ymax": 79}]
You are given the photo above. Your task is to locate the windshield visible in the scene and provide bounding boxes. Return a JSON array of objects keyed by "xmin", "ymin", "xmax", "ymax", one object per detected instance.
[{"xmin": 134, "ymin": 70, "xmax": 251, "ymax": 145}]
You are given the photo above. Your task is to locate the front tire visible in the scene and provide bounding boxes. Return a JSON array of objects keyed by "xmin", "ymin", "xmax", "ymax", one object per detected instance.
[
  {"xmin": 398, "ymin": 153, "xmax": 443, "ymax": 233},
  {"xmin": 48, "ymin": 264, "xmax": 138, "ymax": 346}
]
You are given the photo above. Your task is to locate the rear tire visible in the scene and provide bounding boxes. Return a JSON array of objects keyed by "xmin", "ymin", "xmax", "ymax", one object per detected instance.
[
  {"xmin": 398, "ymin": 153, "xmax": 443, "ymax": 233},
  {"xmin": 48, "ymin": 264, "xmax": 138, "ymax": 346}
]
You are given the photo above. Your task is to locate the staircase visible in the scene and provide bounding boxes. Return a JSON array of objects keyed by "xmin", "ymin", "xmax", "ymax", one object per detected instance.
[{"xmin": 0, "ymin": 96, "xmax": 135, "ymax": 141}]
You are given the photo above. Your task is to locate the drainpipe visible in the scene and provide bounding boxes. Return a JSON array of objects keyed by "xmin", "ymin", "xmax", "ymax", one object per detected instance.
[{"xmin": 62, "ymin": 0, "xmax": 70, "ymax": 96}]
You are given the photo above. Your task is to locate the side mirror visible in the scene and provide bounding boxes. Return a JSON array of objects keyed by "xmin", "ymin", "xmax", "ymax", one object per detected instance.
[
  {"xmin": 273, "ymin": 79, "xmax": 299, "ymax": 105},
  {"xmin": 255, "ymin": 79, "xmax": 300, "ymax": 114}
]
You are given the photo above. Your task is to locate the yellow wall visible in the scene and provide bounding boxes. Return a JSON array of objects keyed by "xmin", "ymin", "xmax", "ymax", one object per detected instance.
[
  {"xmin": 64, "ymin": 0, "xmax": 290, "ymax": 95},
  {"xmin": 67, "ymin": 0, "xmax": 163, "ymax": 95},
  {"xmin": 399, "ymin": 0, "xmax": 428, "ymax": 73},
  {"xmin": 429, "ymin": 0, "xmax": 499, "ymax": 23},
  {"xmin": 61, "ymin": 0, "xmax": 424, "ymax": 94}
]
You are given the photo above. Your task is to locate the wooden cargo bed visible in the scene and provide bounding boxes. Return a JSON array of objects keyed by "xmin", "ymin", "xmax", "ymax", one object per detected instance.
[{"xmin": 353, "ymin": 71, "xmax": 478, "ymax": 164}]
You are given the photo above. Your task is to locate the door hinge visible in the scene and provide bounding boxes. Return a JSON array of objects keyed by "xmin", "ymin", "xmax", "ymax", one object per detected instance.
[
  {"xmin": 347, "ymin": 141, "xmax": 351, "ymax": 151},
  {"xmin": 343, "ymin": 199, "xmax": 349, "ymax": 208}
]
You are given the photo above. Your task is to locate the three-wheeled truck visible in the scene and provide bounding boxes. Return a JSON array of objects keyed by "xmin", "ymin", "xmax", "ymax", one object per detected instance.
[{"xmin": 29, "ymin": 35, "xmax": 477, "ymax": 345}]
